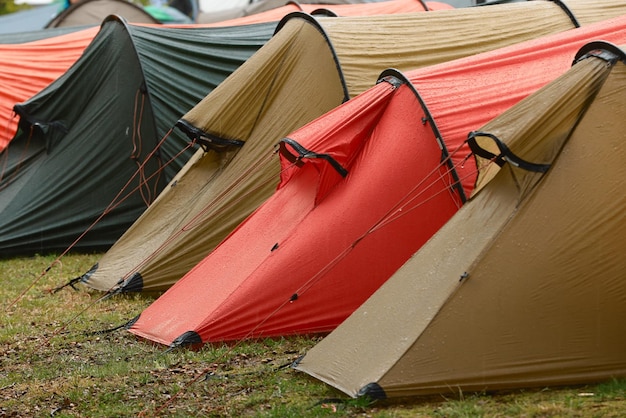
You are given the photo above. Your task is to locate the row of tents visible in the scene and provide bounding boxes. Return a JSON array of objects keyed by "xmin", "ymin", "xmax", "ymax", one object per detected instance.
[
  {"xmin": 1, "ymin": 0, "xmax": 625, "ymax": 400},
  {"xmin": 0, "ymin": 0, "xmax": 503, "ymax": 34},
  {"xmin": 0, "ymin": 0, "xmax": 454, "ymax": 255},
  {"xmin": 0, "ymin": 0, "xmax": 453, "ymax": 151}
]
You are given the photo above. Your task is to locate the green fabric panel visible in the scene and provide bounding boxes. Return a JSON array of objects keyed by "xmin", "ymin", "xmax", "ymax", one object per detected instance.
[
  {"xmin": 0, "ymin": 20, "xmax": 158, "ymax": 257},
  {"xmin": 126, "ymin": 21, "xmax": 274, "ymax": 179},
  {"xmin": 0, "ymin": 18, "xmax": 275, "ymax": 257}
]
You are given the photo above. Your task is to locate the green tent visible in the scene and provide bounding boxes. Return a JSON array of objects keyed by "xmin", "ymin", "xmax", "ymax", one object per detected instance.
[{"xmin": 0, "ymin": 16, "xmax": 274, "ymax": 257}]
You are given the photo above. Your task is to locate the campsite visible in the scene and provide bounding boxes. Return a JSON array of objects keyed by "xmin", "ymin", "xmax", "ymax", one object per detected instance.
[
  {"xmin": 1, "ymin": 0, "xmax": 626, "ymax": 416},
  {"xmin": 2, "ymin": 254, "xmax": 626, "ymax": 416}
]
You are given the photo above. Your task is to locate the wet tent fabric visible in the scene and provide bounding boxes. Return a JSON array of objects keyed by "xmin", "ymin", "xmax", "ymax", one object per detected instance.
[
  {"xmin": 0, "ymin": 25, "xmax": 88, "ymax": 44},
  {"xmin": 0, "ymin": 27, "xmax": 98, "ymax": 151},
  {"xmin": 0, "ymin": 17, "xmax": 274, "ymax": 257},
  {"xmin": 295, "ymin": 42, "xmax": 626, "ymax": 398},
  {"xmin": 83, "ymin": 0, "xmax": 626, "ymax": 296},
  {"xmin": 127, "ymin": 16, "xmax": 626, "ymax": 346}
]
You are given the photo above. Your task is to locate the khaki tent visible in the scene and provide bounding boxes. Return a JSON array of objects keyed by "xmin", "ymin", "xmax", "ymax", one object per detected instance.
[
  {"xmin": 79, "ymin": 0, "xmax": 626, "ymax": 294},
  {"xmin": 295, "ymin": 41, "xmax": 626, "ymax": 398}
]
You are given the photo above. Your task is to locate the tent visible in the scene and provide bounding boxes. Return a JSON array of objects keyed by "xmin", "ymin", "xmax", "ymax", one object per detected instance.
[
  {"xmin": 82, "ymin": 0, "xmax": 626, "ymax": 296},
  {"xmin": 44, "ymin": 0, "xmax": 162, "ymax": 28},
  {"xmin": 126, "ymin": 15, "xmax": 626, "ymax": 347},
  {"xmin": 0, "ymin": 16, "xmax": 274, "ymax": 257},
  {"xmin": 294, "ymin": 41, "xmax": 626, "ymax": 398}
]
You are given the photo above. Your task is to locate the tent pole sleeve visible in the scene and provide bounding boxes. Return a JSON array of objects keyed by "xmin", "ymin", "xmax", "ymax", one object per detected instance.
[
  {"xmin": 378, "ymin": 68, "xmax": 467, "ymax": 203},
  {"xmin": 544, "ymin": 0, "xmax": 580, "ymax": 28}
]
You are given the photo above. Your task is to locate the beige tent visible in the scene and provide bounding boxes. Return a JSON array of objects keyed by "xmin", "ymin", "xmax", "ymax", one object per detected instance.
[
  {"xmin": 295, "ymin": 41, "xmax": 626, "ymax": 398},
  {"xmin": 45, "ymin": 0, "xmax": 160, "ymax": 27},
  {"xmin": 80, "ymin": 0, "xmax": 626, "ymax": 294}
]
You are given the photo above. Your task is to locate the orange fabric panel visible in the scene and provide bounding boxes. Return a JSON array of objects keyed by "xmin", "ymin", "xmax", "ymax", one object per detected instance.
[{"xmin": 0, "ymin": 27, "xmax": 98, "ymax": 150}]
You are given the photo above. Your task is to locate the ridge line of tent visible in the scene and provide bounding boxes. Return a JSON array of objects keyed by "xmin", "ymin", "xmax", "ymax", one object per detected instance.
[{"xmin": 274, "ymin": 11, "xmax": 350, "ymax": 101}]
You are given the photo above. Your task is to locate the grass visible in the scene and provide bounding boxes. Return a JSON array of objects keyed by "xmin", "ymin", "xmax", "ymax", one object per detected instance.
[{"xmin": 1, "ymin": 253, "xmax": 625, "ymax": 417}]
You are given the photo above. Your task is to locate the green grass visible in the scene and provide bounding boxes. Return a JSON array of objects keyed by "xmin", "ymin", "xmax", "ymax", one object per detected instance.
[{"xmin": 1, "ymin": 253, "xmax": 625, "ymax": 417}]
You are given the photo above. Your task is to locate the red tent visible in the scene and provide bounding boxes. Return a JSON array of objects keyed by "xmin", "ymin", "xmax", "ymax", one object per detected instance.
[{"xmin": 129, "ymin": 15, "xmax": 626, "ymax": 347}]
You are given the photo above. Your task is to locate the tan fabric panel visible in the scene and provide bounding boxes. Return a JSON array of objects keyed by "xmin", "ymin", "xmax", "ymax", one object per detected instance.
[
  {"xmin": 318, "ymin": 0, "xmax": 610, "ymax": 97},
  {"xmin": 566, "ymin": 0, "xmax": 626, "ymax": 25},
  {"xmin": 377, "ymin": 61, "xmax": 626, "ymax": 396},
  {"xmin": 181, "ymin": 18, "xmax": 343, "ymax": 145},
  {"xmin": 85, "ymin": 149, "xmax": 224, "ymax": 292},
  {"xmin": 87, "ymin": 18, "xmax": 346, "ymax": 292},
  {"xmin": 471, "ymin": 57, "xmax": 612, "ymax": 197},
  {"xmin": 296, "ymin": 54, "xmax": 624, "ymax": 398}
]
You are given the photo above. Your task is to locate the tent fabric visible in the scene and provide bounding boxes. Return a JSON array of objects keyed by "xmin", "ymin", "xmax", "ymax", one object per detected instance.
[
  {"xmin": 294, "ymin": 42, "xmax": 626, "ymax": 398},
  {"xmin": 44, "ymin": 0, "xmax": 161, "ymax": 28},
  {"xmin": 0, "ymin": 1, "xmax": 444, "ymax": 152},
  {"xmin": 127, "ymin": 15, "xmax": 626, "ymax": 347},
  {"xmin": 83, "ymin": 0, "xmax": 626, "ymax": 296},
  {"xmin": 0, "ymin": 17, "xmax": 274, "ymax": 257},
  {"xmin": 80, "ymin": 2, "xmax": 449, "ymax": 294},
  {"xmin": 0, "ymin": 26, "xmax": 98, "ymax": 151},
  {"xmin": 0, "ymin": 25, "xmax": 87, "ymax": 44}
]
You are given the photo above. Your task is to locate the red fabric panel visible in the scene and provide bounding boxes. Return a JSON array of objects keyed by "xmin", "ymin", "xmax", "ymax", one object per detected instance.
[
  {"xmin": 408, "ymin": 14, "xmax": 626, "ymax": 197},
  {"xmin": 279, "ymin": 83, "xmax": 395, "ymax": 200},
  {"xmin": 130, "ymin": 83, "xmax": 461, "ymax": 343},
  {"xmin": 208, "ymin": 0, "xmax": 452, "ymax": 27}
]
